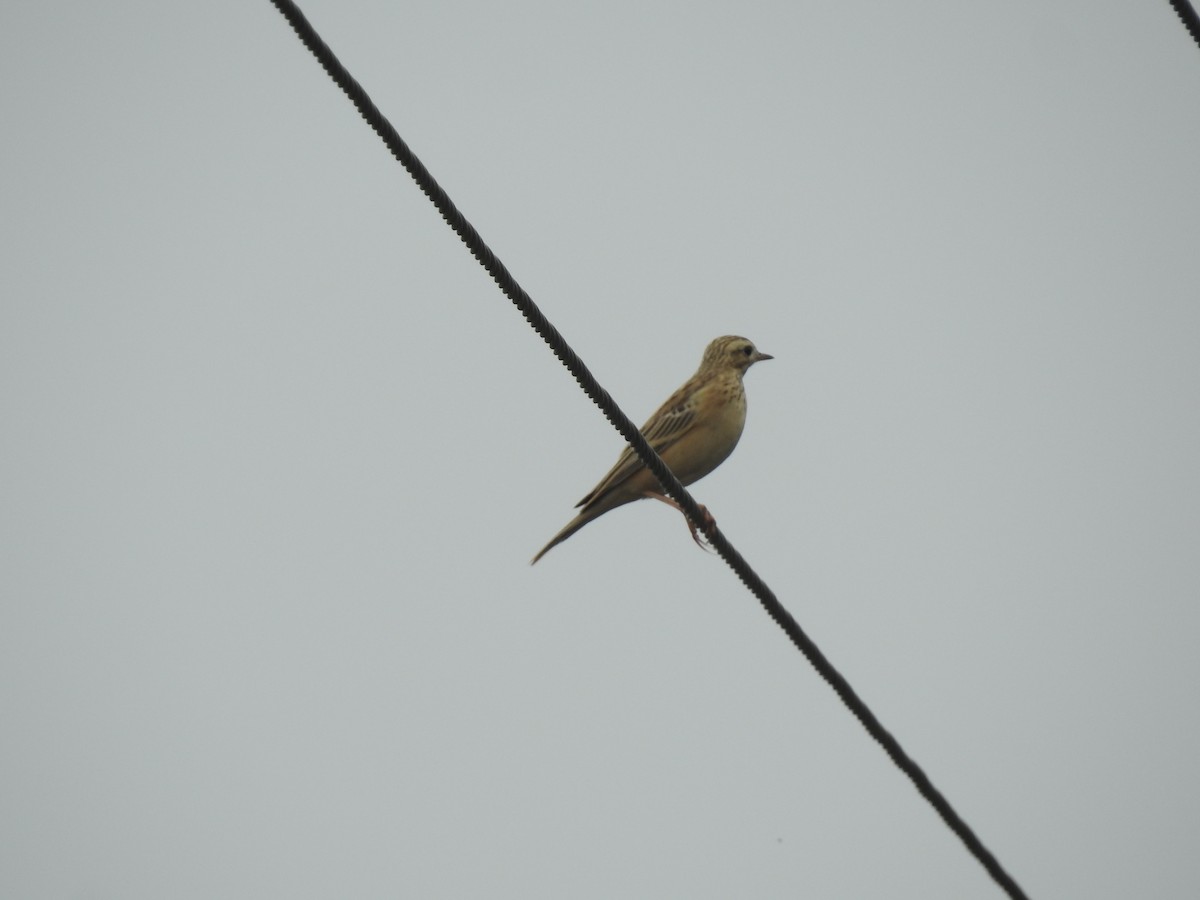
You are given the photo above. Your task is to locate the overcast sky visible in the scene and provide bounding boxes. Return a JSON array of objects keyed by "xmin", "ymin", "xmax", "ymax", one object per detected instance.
[{"xmin": 3, "ymin": 2, "xmax": 1200, "ymax": 898}]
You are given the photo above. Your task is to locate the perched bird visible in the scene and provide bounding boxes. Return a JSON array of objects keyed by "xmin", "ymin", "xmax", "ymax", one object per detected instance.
[{"xmin": 531, "ymin": 335, "xmax": 772, "ymax": 564}]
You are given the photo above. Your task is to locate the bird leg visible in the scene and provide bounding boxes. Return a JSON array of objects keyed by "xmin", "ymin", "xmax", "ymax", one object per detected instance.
[{"xmin": 646, "ymin": 493, "xmax": 717, "ymax": 549}]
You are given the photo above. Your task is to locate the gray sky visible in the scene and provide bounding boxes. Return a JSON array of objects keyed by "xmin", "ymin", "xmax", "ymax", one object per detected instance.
[{"xmin": 3, "ymin": 1, "xmax": 1199, "ymax": 897}]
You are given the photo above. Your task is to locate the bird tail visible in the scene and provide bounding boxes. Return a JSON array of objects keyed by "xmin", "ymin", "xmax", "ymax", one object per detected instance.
[{"xmin": 530, "ymin": 509, "xmax": 598, "ymax": 565}]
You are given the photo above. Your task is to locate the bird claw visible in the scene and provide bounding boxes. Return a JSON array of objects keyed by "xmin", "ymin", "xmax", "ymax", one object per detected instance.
[
  {"xmin": 645, "ymin": 492, "xmax": 718, "ymax": 553},
  {"xmin": 685, "ymin": 504, "xmax": 718, "ymax": 553}
]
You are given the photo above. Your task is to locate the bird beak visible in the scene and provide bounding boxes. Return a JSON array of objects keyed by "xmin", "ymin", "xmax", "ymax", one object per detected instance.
[{"xmin": 754, "ymin": 351, "xmax": 773, "ymax": 362}]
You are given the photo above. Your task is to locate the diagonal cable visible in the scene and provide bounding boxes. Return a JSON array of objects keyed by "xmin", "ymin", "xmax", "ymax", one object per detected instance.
[
  {"xmin": 1167, "ymin": 0, "xmax": 1200, "ymax": 49},
  {"xmin": 266, "ymin": 3, "xmax": 1030, "ymax": 898}
]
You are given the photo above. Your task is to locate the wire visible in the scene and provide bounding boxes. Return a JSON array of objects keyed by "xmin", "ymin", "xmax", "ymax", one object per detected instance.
[
  {"xmin": 1167, "ymin": 0, "xmax": 1200, "ymax": 49},
  {"xmin": 267, "ymin": 2, "xmax": 1031, "ymax": 897}
]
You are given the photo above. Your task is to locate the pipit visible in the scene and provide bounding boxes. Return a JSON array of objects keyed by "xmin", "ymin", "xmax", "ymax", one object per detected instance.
[{"xmin": 531, "ymin": 335, "xmax": 772, "ymax": 564}]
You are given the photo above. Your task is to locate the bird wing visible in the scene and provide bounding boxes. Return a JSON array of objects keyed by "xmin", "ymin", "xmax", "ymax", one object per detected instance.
[{"xmin": 574, "ymin": 393, "xmax": 699, "ymax": 509}]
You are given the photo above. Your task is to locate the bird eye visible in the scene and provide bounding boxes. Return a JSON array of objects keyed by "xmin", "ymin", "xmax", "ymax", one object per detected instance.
[{"xmin": 742, "ymin": 345, "xmax": 753, "ymax": 356}]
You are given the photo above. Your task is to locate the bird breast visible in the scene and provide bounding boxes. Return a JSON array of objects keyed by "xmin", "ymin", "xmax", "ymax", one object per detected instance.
[{"xmin": 663, "ymin": 379, "xmax": 747, "ymax": 485}]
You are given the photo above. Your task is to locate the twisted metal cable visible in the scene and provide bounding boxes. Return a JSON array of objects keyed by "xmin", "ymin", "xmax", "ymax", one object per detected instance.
[
  {"xmin": 1168, "ymin": 0, "xmax": 1200, "ymax": 48},
  {"xmin": 267, "ymin": 2, "xmax": 1030, "ymax": 897}
]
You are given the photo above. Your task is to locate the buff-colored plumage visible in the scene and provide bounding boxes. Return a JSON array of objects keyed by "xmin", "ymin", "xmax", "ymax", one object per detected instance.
[{"xmin": 531, "ymin": 335, "xmax": 772, "ymax": 564}]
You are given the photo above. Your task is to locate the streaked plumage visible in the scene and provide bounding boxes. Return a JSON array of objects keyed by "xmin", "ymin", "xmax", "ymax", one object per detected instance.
[{"xmin": 531, "ymin": 335, "xmax": 772, "ymax": 564}]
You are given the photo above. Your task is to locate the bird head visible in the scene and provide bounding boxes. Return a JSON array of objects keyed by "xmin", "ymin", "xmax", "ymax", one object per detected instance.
[{"xmin": 702, "ymin": 335, "xmax": 773, "ymax": 374}]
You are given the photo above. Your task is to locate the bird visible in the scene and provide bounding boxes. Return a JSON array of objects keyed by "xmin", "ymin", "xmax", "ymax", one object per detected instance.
[{"xmin": 531, "ymin": 335, "xmax": 772, "ymax": 564}]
